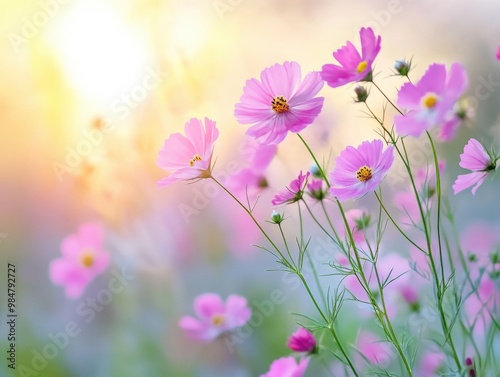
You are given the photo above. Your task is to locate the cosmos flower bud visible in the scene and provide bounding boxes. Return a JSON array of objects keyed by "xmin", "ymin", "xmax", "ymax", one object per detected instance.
[
  {"xmin": 271, "ymin": 210, "xmax": 284, "ymax": 224},
  {"xmin": 354, "ymin": 86, "xmax": 368, "ymax": 102},
  {"xmin": 394, "ymin": 59, "xmax": 411, "ymax": 76},
  {"xmin": 287, "ymin": 328, "xmax": 317, "ymax": 354}
]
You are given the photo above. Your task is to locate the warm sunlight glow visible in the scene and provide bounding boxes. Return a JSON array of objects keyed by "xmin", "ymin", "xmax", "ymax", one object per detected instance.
[{"xmin": 48, "ymin": 3, "xmax": 150, "ymax": 106}]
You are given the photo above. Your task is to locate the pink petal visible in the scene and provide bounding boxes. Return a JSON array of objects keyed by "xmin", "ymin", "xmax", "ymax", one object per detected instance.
[
  {"xmin": 178, "ymin": 316, "xmax": 219, "ymax": 341},
  {"xmin": 77, "ymin": 223, "xmax": 104, "ymax": 249},
  {"xmin": 452, "ymin": 171, "xmax": 488, "ymax": 195},
  {"xmin": 360, "ymin": 27, "xmax": 381, "ymax": 62},
  {"xmin": 459, "ymin": 138, "xmax": 491, "ymax": 171},
  {"xmin": 194, "ymin": 293, "xmax": 225, "ymax": 320},
  {"xmin": 225, "ymin": 294, "xmax": 251, "ymax": 327}
]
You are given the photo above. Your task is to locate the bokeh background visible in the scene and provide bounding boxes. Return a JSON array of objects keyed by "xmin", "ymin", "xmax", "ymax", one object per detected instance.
[{"xmin": 1, "ymin": 0, "xmax": 500, "ymax": 376}]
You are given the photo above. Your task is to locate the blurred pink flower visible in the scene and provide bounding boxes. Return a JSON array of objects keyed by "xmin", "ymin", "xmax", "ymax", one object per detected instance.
[
  {"xmin": 49, "ymin": 223, "xmax": 110, "ymax": 299},
  {"xmin": 307, "ymin": 178, "xmax": 328, "ymax": 201},
  {"xmin": 287, "ymin": 328, "xmax": 317, "ymax": 353},
  {"xmin": 461, "ymin": 222, "xmax": 498, "ymax": 269},
  {"xmin": 272, "ymin": 171, "xmax": 310, "ymax": 206},
  {"xmin": 416, "ymin": 350, "xmax": 446, "ymax": 375},
  {"xmin": 227, "ymin": 141, "xmax": 277, "ymax": 197},
  {"xmin": 342, "ymin": 208, "xmax": 371, "ymax": 244},
  {"xmin": 329, "ymin": 140, "xmax": 394, "ymax": 202},
  {"xmin": 465, "ymin": 274, "xmax": 499, "ymax": 335},
  {"xmin": 497, "ymin": 45, "xmax": 500, "ymax": 60},
  {"xmin": 394, "ymin": 161, "xmax": 445, "ymax": 224},
  {"xmin": 178, "ymin": 293, "xmax": 251, "ymax": 342},
  {"xmin": 234, "ymin": 61, "xmax": 324, "ymax": 145},
  {"xmin": 157, "ymin": 118, "xmax": 219, "ymax": 187},
  {"xmin": 260, "ymin": 356, "xmax": 309, "ymax": 377},
  {"xmin": 355, "ymin": 331, "xmax": 392, "ymax": 367},
  {"xmin": 395, "ymin": 63, "xmax": 468, "ymax": 137},
  {"xmin": 321, "ymin": 27, "xmax": 381, "ymax": 88},
  {"xmin": 452, "ymin": 138, "xmax": 497, "ymax": 195}
]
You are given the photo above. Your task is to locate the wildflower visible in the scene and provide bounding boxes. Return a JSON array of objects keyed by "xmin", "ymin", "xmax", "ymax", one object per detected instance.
[
  {"xmin": 438, "ymin": 98, "xmax": 474, "ymax": 142},
  {"xmin": 394, "ymin": 59, "xmax": 411, "ymax": 76},
  {"xmin": 287, "ymin": 328, "xmax": 317, "ymax": 353},
  {"xmin": 49, "ymin": 223, "xmax": 110, "ymax": 299},
  {"xmin": 271, "ymin": 210, "xmax": 284, "ymax": 224},
  {"xmin": 157, "ymin": 118, "xmax": 219, "ymax": 187},
  {"xmin": 272, "ymin": 171, "xmax": 310, "ymax": 206},
  {"xmin": 260, "ymin": 356, "xmax": 309, "ymax": 377},
  {"xmin": 355, "ymin": 331, "xmax": 392, "ymax": 367},
  {"xmin": 496, "ymin": 45, "xmax": 500, "ymax": 60},
  {"xmin": 178, "ymin": 293, "xmax": 251, "ymax": 342},
  {"xmin": 343, "ymin": 208, "xmax": 371, "ymax": 243},
  {"xmin": 329, "ymin": 140, "xmax": 394, "ymax": 202},
  {"xmin": 307, "ymin": 178, "xmax": 328, "ymax": 201},
  {"xmin": 394, "ymin": 161, "xmax": 445, "ymax": 224},
  {"xmin": 234, "ymin": 61, "xmax": 324, "ymax": 145},
  {"xmin": 321, "ymin": 27, "xmax": 381, "ymax": 88},
  {"xmin": 452, "ymin": 138, "xmax": 497, "ymax": 195},
  {"xmin": 394, "ymin": 63, "xmax": 468, "ymax": 137},
  {"xmin": 227, "ymin": 141, "xmax": 277, "ymax": 197},
  {"xmin": 354, "ymin": 86, "xmax": 368, "ymax": 102},
  {"xmin": 416, "ymin": 350, "xmax": 446, "ymax": 376}
]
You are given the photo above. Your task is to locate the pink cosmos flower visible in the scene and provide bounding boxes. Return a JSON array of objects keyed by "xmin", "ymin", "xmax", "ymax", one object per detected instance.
[
  {"xmin": 227, "ymin": 141, "xmax": 277, "ymax": 197},
  {"xmin": 465, "ymin": 274, "xmax": 499, "ymax": 335},
  {"xmin": 329, "ymin": 140, "xmax": 394, "ymax": 202},
  {"xmin": 287, "ymin": 328, "xmax": 317, "ymax": 353},
  {"xmin": 260, "ymin": 356, "xmax": 309, "ymax": 377},
  {"xmin": 337, "ymin": 208, "xmax": 371, "ymax": 244},
  {"xmin": 321, "ymin": 27, "xmax": 381, "ymax": 88},
  {"xmin": 234, "ymin": 61, "xmax": 324, "ymax": 145},
  {"xmin": 49, "ymin": 223, "xmax": 110, "ymax": 299},
  {"xmin": 355, "ymin": 331, "xmax": 392, "ymax": 367},
  {"xmin": 497, "ymin": 45, "xmax": 500, "ymax": 60},
  {"xmin": 307, "ymin": 178, "xmax": 328, "ymax": 200},
  {"xmin": 178, "ymin": 293, "xmax": 251, "ymax": 342},
  {"xmin": 416, "ymin": 350, "xmax": 446, "ymax": 375},
  {"xmin": 452, "ymin": 138, "xmax": 497, "ymax": 195},
  {"xmin": 461, "ymin": 222, "xmax": 498, "ymax": 269},
  {"xmin": 395, "ymin": 63, "xmax": 468, "ymax": 137},
  {"xmin": 157, "ymin": 118, "xmax": 219, "ymax": 187},
  {"xmin": 394, "ymin": 160, "xmax": 446, "ymax": 224},
  {"xmin": 272, "ymin": 171, "xmax": 310, "ymax": 206}
]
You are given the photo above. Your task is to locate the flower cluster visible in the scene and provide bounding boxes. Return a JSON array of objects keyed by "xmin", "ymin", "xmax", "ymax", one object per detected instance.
[{"xmin": 50, "ymin": 26, "xmax": 500, "ymax": 377}]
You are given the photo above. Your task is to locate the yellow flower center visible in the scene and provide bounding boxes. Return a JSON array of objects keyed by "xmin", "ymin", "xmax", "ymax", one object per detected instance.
[
  {"xmin": 211, "ymin": 314, "xmax": 225, "ymax": 326},
  {"xmin": 356, "ymin": 165, "xmax": 373, "ymax": 182},
  {"xmin": 189, "ymin": 154, "xmax": 202, "ymax": 167},
  {"xmin": 80, "ymin": 249, "xmax": 95, "ymax": 268},
  {"xmin": 421, "ymin": 93, "xmax": 438, "ymax": 109},
  {"xmin": 271, "ymin": 96, "xmax": 289, "ymax": 114},
  {"xmin": 356, "ymin": 61, "xmax": 368, "ymax": 74}
]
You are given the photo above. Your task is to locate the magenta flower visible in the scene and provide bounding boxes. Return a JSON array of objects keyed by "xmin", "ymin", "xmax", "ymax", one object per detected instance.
[
  {"xmin": 157, "ymin": 117, "xmax": 219, "ymax": 187},
  {"xmin": 497, "ymin": 45, "xmax": 500, "ymax": 60},
  {"xmin": 178, "ymin": 293, "xmax": 251, "ymax": 342},
  {"xmin": 272, "ymin": 171, "xmax": 310, "ymax": 206},
  {"xmin": 49, "ymin": 223, "xmax": 110, "ymax": 299},
  {"xmin": 395, "ymin": 63, "xmax": 468, "ymax": 137},
  {"xmin": 321, "ymin": 27, "xmax": 381, "ymax": 88},
  {"xmin": 234, "ymin": 61, "xmax": 324, "ymax": 145},
  {"xmin": 287, "ymin": 328, "xmax": 317, "ymax": 353},
  {"xmin": 452, "ymin": 138, "xmax": 497, "ymax": 195},
  {"xmin": 306, "ymin": 178, "xmax": 328, "ymax": 200},
  {"xmin": 260, "ymin": 356, "xmax": 309, "ymax": 377},
  {"xmin": 329, "ymin": 140, "xmax": 394, "ymax": 202}
]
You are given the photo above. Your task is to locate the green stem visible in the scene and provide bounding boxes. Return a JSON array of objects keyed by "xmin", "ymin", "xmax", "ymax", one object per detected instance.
[{"xmin": 297, "ymin": 133, "xmax": 331, "ymax": 187}]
